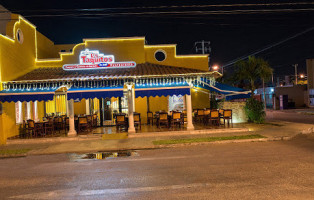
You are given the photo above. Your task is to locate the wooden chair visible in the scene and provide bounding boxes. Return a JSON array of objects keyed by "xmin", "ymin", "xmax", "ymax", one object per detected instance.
[
  {"xmin": 158, "ymin": 112, "xmax": 169, "ymax": 128},
  {"xmin": 222, "ymin": 109, "xmax": 233, "ymax": 127},
  {"xmin": 64, "ymin": 117, "xmax": 70, "ymax": 134},
  {"xmin": 171, "ymin": 111, "xmax": 182, "ymax": 129},
  {"xmin": 45, "ymin": 118, "xmax": 54, "ymax": 135},
  {"xmin": 92, "ymin": 114, "xmax": 98, "ymax": 127},
  {"xmin": 78, "ymin": 117, "xmax": 91, "ymax": 133},
  {"xmin": 34, "ymin": 122, "xmax": 45, "ymax": 137},
  {"xmin": 209, "ymin": 110, "xmax": 220, "ymax": 126},
  {"xmin": 147, "ymin": 112, "xmax": 153, "ymax": 125},
  {"xmin": 203, "ymin": 109, "xmax": 211, "ymax": 125},
  {"xmin": 26, "ymin": 120, "xmax": 35, "ymax": 137},
  {"xmin": 86, "ymin": 115, "xmax": 93, "ymax": 129},
  {"xmin": 196, "ymin": 109, "xmax": 205, "ymax": 124},
  {"xmin": 134, "ymin": 113, "xmax": 141, "ymax": 130},
  {"xmin": 116, "ymin": 114, "xmax": 128, "ymax": 132}
]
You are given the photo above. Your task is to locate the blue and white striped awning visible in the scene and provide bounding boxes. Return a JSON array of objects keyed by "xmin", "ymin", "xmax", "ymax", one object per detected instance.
[
  {"xmin": 67, "ymin": 87, "xmax": 124, "ymax": 100},
  {"xmin": 0, "ymin": 89, "xmax": 55, "ymax": 102},
  {"xmin": 197, "ymin": 78, "xmax": 251, "ymax": 100},
  {"xmin": 135, "ymin": 86, "xmax": 190, "ymax": 98}
]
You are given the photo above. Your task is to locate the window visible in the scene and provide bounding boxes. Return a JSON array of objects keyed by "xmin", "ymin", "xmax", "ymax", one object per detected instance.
[
  {"xmin": 16, "ymin": 29, "xmax": 24, "ymax": 44},
  {"xmin": 154, "ymin": 50, "xmax": 167, "ymax": 62}
]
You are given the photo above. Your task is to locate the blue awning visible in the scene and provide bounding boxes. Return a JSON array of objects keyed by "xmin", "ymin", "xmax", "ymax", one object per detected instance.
[
  {"xmin": 67, "ymin": 87, "xmax": 124, "ymax": 100},
  {"xmin": 0, "ymin": 89, "xmax": 55, "ymax": 102},
  {"xmin": 198, "ymin": 78, "xmax": 251, "ymax": 100},
  {"xmin": 135, "ymin": 86, "xmax": 190, "ymax": 98}
]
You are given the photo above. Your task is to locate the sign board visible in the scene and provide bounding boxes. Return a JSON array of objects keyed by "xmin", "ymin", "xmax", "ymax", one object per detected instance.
[{"xmin": 63, "ymin": 49, "xmax": 136, "ymax": 71}]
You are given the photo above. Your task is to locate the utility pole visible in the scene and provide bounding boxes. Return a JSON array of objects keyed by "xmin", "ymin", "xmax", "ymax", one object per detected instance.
[
  {"xmin": 195, "ymin": 40, "xmax": 211, "ymax": 54},
  {"xmin": 195, "ymin": 40, "xmax": 211, "ymax": 70},
  {"xmin": 293, "ymin": 64, "xmax": 298, "ymax": 85}
]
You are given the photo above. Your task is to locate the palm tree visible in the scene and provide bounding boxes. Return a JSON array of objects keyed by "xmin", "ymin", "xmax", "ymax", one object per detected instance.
[
  {"xmin": 235, "ymin": 56, "xmax": 273, "ymax": 109},
  {"xmin": 257, "ymin": 58, "xmax": 273, "ymax": 110},
  {"xmin": 234, "ymin": 56, "xmax": 261, "ymax": 94}
]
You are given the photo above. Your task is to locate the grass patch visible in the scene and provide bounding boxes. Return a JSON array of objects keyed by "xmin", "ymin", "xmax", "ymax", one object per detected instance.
[
  {"xmin": 0, "ymin": 149, "xmax": 30, "ymax": 156},
  {"xmin": 153, "ymin": 134, "xmax": 265, "ymax": 145}
]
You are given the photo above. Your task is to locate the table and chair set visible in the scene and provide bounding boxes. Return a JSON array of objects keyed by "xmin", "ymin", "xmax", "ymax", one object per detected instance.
[
  {"xmin": 193, "ymin": 108, "xmax": 233, "ymax": 127},
  {"xmin": 23, "ymin": 114, "xmax": 98, "ymax": 138}
]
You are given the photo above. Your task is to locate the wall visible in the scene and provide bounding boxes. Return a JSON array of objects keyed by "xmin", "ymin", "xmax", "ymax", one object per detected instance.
[
  {"xmin": 36, "ymin": 31, "xmax": 59, "ymax": 59},
  {"xmin": 145, "ymin": 45, "xmax": 209, "ymax": 71},
  {"xmin": 0, "ymin": 5, "xmax": 11, "ymax": 35},
  {"xmin": 135, "ymin": 97, "xmax": 147, "ymax": 124},
  {"xmin": 36, "ymin": 38, "xmax": 146, "ymax": 68},
  {"xmin": 274, "ymin": 85, "xmax": 307, "ymax": 108},
  {"xmin": 218, "ymin": 101, "xmax": 248, "ymax": 123},
  {"xmin": 148, "ymin": 96, "xmax": 168, "ymax": 113},
  {"xmin": 74, "ymin": 99, "xmax": 86, "ymax": 115},
  {"xmin": 191, "ymin": 88, "xmax": 211, "ymax": 109},
  {"xmin": 0, "ymin": 102, "xmax": 19, "ymax": 144},
  {"xmin": 0, "ymin": 14, "xmax": 37, "ymax": 82}
]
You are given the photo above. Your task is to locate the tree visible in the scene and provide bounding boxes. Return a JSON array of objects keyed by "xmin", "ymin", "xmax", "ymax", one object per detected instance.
[
  {"xmin": 235, "ymin": 56, "xmax": 273, "ymax": 99},
  {"xmin": 257, "ymin": 58, "xmax": 273, "ymax": 111}
]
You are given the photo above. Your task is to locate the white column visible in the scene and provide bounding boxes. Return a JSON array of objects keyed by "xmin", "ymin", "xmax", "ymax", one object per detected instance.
[
  {"xmin": 132, "ymin": 87, "xmax": 136, "ymax": 112},
  {"xmin": 26, "ymin": 102, "xmax": 31, "ymax": 120},
  {"xmin": 186, "ymin": 93, "xmax": 194, "ymax": 131},
  {"xmin": 67, "ymin": 99, "xmax": 77, "ymax": 136},
  {"xmin": 85, "ymin": 99, "xmax": 90, "ymax": 115},
  {"xmin": 33, "ymin": 101, "xmax": 39, "ymax": 122},
  {"xmin": 127, "ymin": 83, "xmax": 135, "ymax": 133}
]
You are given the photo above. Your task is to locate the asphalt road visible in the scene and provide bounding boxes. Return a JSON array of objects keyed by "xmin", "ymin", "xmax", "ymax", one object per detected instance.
[
  {"xmin": 1, "ymin": 136, "xmax": 314, "ymax": 200},
  {"xmin": 266, "ymin": 110, "xmax": 314, "ymax": 124}
]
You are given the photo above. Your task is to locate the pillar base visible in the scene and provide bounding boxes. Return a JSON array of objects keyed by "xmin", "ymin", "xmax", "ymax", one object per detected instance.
[
  {"xmin": 67, "ymin": 130, "xmax": 77, "ymax": 137},
  {"xmin": 128, "ymin": 127, "xmax": 136, "ymax": 134},
  {"xmin": 187, "ymin": 126, "xmax": 194, "ymax": 131}
]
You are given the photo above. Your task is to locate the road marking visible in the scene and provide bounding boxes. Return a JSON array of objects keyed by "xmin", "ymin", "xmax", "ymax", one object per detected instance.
[{"xmin": 10, "ymin": 183, "xmax": 211, "ymax": 199}]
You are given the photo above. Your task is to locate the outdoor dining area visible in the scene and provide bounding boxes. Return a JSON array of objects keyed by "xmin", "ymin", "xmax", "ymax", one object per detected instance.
[
  {"xmin": 113, "ymin": 108, "xmax": 233, "ymax": 133},
  {"xmin": 21, "ymin": 114, "xmax": 99, "ymax": 138}
]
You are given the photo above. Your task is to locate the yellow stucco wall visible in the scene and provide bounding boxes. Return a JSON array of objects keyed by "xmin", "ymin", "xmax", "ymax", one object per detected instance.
[
  {"xmin": 74, "ymin": 99, "xmax": 86, "ymax": 115},
  {"xmin": 135, "ymin": 97, "xmax": 147, "ymax": 124},
  {"xmin": 36, "ymin": 31, "xmax": 59, "ymax": 59},
  {"xmin": 0, "ymin": 102, "xmax": 19, "ymax": 144},
  {"xmin": 145, "ymin": 45, "xmax": 209, "ymax": 71},
  {"xmin": 0, "ymin": 15, "xmax": 37, "ymax": 82},
  {"xmin": 191, "ymin": 88, "xmax": 211, "ymax": 109},
  {"xmin": 148, "ymin": 96, "xmax": 168, "ymax": 113},
  {"xmin": 37, "ymin": 101, "xmax": 45, "ymax": 121}
]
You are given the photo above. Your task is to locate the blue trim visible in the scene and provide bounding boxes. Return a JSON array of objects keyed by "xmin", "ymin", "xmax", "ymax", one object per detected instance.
[
  {"xmin": 136, "ymin": 88, "xmax": 190, "ymax": 98},
  {"xmin": 197, "ymin": 78, "xmax": 251, "ymax": 100},
  {"xmin": 0, "ymin": 94, "xmax": 54, "ymax": 102},
  {"xmin": 0, "ymin": 89, "xmax": 55, "ymax": 102},
  {"xmin": 67, "ymin": 88, "xmax": 124, "ymax": 100}
]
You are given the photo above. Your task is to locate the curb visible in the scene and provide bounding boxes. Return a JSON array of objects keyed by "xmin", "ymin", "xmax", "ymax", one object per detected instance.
[{"xmin": 0, "ymin": 136, "xmax": 293, "ymax": 159}]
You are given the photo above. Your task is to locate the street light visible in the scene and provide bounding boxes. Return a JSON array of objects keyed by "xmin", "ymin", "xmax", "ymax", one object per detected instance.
[
  {"xmin": 300, "ymin": 74, "xmax": 305, "ymax": 79},
  {"xmin": 212, "ymin": 65, "xmax": 219, "ymax": 71}
]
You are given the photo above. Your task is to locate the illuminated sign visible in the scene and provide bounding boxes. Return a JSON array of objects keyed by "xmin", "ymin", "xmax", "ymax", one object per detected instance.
[{"xmin": 63, "ymin": 49, "xmax": 136, "ymax": 70}]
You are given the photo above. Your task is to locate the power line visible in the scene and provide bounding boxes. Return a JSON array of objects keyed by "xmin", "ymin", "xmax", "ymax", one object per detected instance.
[{"xmin": 222, "ymin": 26, "xmax": 314, "ymax": 68}]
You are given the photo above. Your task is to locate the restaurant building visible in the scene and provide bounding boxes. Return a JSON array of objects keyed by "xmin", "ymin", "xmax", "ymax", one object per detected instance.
[{"xmin": 0, "ymin": 12, "xmax": 250, "ymax": 144}]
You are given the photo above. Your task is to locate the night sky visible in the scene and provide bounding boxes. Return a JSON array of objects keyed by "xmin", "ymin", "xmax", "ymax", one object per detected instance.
[{"xmin": 1, "ymin": 0, "xmax": 314, "ymax": 80}]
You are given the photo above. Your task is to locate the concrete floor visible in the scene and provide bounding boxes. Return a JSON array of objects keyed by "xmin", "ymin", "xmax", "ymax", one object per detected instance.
[{"xmin": 1, "ymin": 134, "xmax": 314, "ymax": 200}]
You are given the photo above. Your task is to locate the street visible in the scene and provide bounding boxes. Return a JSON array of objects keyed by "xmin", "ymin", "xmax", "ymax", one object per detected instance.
[
  {"xmin": 267, "ymin": 109, "xmax": 314, "ymax": 124},
  {"xmin": 1, "ymin": 135, "xmax": 314, "ymax": 200}
]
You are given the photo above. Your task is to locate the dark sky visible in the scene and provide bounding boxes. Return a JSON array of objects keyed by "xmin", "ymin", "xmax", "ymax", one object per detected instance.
[{"xmin": 1, "ymin": 0, "xmax": 314, "ymax": 79}]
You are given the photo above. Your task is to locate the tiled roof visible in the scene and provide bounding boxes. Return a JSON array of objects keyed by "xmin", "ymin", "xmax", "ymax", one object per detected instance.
[{"xmin": 14, "ymin": 63, "xmax": 211, "ymax": 82}]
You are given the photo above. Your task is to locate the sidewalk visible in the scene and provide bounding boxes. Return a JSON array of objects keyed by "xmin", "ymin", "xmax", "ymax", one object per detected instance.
[{"xmin": 1, "ymin": 121, "xmax": 313, "ymax": 157}]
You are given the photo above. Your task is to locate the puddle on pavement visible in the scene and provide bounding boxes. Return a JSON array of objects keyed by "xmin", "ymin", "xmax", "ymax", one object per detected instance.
[{"xmin": 69, "ymin": 150, "xmax": 138, "ymax": 161}]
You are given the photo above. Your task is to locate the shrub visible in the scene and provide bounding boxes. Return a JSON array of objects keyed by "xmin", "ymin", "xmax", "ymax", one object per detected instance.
[
  {"xmin": 244, "ymin": 98, "xmax": 265, "ymax": 123},
  {"xmin": 210, "ymin": 95, "xmax": 218, "ymax": 109}
]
